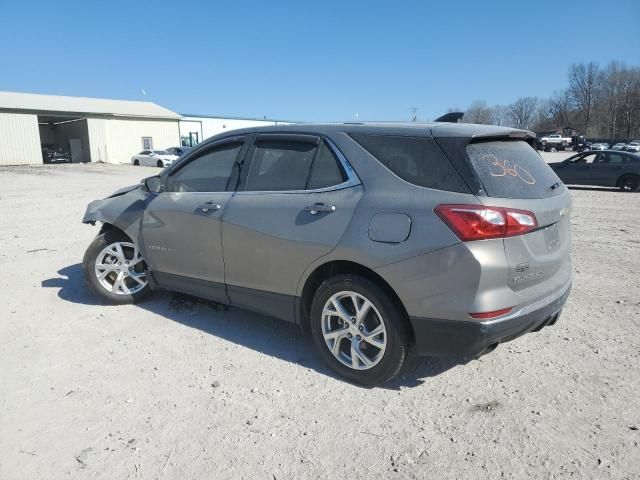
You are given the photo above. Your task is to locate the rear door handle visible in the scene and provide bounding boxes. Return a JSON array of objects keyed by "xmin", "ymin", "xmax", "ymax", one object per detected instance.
[
  {"xmin": 304, "ymin": 203, "xmax": 336, "ymax": 215},
  {"xmin": 199, "ymin": 201, "xmax": 222, "ymax": 212}
]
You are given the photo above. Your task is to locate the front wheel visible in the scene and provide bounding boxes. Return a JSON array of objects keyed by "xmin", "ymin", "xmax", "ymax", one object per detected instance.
[
  {"xmin": 157, "ymin": 160, "xmax": 164, "ymax": 168},
  {"xmin": 83, "ymin": 230, "xmax": 152, "ymax": 304},
  {"xmin": 310, "ymin": 274, "xmax": 413, "ymax": 385}
]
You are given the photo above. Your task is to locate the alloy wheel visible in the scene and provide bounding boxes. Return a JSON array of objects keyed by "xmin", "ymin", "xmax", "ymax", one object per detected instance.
[
  {"xmin": 94, "ymin": 241, "xmax": 147, "ymax": 295},
  {"xmin": 321, "ymin": 291, "xmax": 387, "ymax": 370}
]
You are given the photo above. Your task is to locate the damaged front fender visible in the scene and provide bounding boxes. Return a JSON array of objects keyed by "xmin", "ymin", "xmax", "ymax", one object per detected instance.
[{"xmin": 82, "ymin": 186, "xmax": 154, "ymax": 245}]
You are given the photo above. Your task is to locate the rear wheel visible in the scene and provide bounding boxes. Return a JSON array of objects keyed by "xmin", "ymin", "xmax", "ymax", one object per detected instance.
[
  {"xmin": 157, "ymin": 160, "xmax": 164, "ymax": 168},
  {"xmin": 83, "ymin": 230, "xmax": 151, "ymax": 304},
  {"xmin": 619, "ymin": 175, "xmax": 640, "ymax": 192},
  {"xmin": 310, "ymin": 274, "xmax": 413, "ymax": 385},
  {"xmin": 133, "ymin": 159, "xmax": 139, "ymax": 166}
]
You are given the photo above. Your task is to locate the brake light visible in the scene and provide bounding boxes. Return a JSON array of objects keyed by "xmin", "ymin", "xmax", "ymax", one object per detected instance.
[
  {"xmin": 469, "ymin": 307, "xmax": 513, "ymax": 319},
  {"xmin": 434, "ymin": 204, "xmax": 538, "ymax": 241}
]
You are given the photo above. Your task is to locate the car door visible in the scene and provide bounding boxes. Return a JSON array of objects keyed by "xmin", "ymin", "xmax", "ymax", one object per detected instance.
[
  {"xmin": 588, "ymin": 152, "xmax": 617, "ymax": 186},
  {"xmin": 221, "ymin": 134, "xmax": 363, "ymax": 321},
  {"xmin": 564, "ymin": 152, "xmax": 601, "ymax": 185},
  {"xmin": 602, "ymin": 152, "xmax": 632, "ymax": 187},
  {"xmin": 142, "ymin": 151, "xmax": 155, "ymax": 166},
  {"xmin": 140, "ymin": 137, "xmax": 247, "ymax": 304}
]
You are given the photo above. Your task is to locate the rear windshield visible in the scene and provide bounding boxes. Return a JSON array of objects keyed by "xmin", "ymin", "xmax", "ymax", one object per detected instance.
[
  {"xmin": 350, "ymin": 134, "xmax": 470, "ymax": 193},
  {"xmin": 466, "ymin": 141, "xmax": 562, "ymax": 199}
]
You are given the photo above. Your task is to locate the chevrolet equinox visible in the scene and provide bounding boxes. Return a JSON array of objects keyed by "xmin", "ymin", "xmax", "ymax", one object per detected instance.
[{"xmin": 82, "ymin": 123, "xmax": 572, "ymax": 385}]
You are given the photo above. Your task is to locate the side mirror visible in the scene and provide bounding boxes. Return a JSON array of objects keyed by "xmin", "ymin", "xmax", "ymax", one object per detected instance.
[
  {"xmin": 149, "ymin": 151, "xmax": 156, "ymax": 156},
  {"xmin": 142, "ymin": 175, "xmax": 162, "ymax": 193}
]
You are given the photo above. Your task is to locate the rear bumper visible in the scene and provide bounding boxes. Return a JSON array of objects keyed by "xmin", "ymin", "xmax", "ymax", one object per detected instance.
[{"xmin": 409, "ymin": 282, "xmax": 571, "ymax": 357}]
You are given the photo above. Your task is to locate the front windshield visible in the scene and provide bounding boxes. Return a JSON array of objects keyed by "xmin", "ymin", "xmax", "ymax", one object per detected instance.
[{"xmin": 153, "ymin": 150, "xmax": 170, "ymax": 155}]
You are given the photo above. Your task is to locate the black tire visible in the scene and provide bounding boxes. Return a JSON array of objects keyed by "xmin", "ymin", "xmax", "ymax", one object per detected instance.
[
  {"xmin": 82, "ymin": 230, "xmax": 152, "ymax": 304},
  {"xmin": 619, "ymin": 175, "xmax": 640, "ymax": 192},
  {"xmin": 133, "ymin": 160, "xmax": 140, "ymax": 166},
  {"xmin": 309, "ymin": 274, "xmax": 414, "ymax": 386},
  {"xmin": 157, "ymin": 160, "xmax": 164, "ymax": 168}
]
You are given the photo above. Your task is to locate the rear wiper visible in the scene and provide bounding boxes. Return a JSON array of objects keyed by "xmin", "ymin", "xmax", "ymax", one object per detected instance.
[{"xmin": 549, "ymin": 182, "xmax": 561, "ymax": 191}]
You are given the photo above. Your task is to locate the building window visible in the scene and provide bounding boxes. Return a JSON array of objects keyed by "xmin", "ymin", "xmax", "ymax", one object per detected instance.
[
  {"xmin": 142, "ymin": 137, "xmax": 153, "ymax": 150},
  {"xmin": 181, "ymin": 132, "xmax": 199, "ymax": 147}
]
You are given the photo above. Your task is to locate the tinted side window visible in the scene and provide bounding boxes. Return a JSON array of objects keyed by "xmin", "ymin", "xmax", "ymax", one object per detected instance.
[
  {"xmin": 245, "ymin": 141, "xmax": 316, "ymax": 191},
  {"xmin": 309, "ymin": 142, "xmax": 347, "ymax": 189},
  {"xmin": 349, "ymin": 134, "xmax": 469, "ymax": 193},
  {"xmin": 166, "ymin": 143, "xmax": 241, "ymax": 192},
  {"xmin": 605, "ymin": 153, "xmax": 628, "ymax": 164}
]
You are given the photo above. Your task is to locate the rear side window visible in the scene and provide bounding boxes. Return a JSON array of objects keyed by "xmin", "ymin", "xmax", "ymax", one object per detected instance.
[
  {"xmin": 245, "ymin": 141, "xmax": 315, "ymax": 191},
  {"xmin": 605, "ymin": 153, "xmax": 629, "ymax": 164},
  {"xmin": 466, "ymin": 141, "xmax": 563, "ymax": 199},
  {"xmin": 350, "ymin": 134, "xmax": 469, "ymax": 193},
  {"xmin": 308, "ymin": 142, "xmax": 347, "ymax": 189}
]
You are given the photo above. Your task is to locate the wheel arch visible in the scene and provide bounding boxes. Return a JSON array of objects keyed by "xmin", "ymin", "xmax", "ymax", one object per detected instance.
[
  {"xmin": 297, "ymin": 260, "xmax": 412, "ymax": 337},
  {"xmin": 98, "ymin": 222, "xmax": 127, "ymax": 237},
  {"xmin": 616, "ymin": 172, "xmax": 640, "ymax": 187}
]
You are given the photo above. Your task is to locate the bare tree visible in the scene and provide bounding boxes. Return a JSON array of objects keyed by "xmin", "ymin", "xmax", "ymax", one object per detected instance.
[
  {"xmin": 568, "ymin": 62, "xmax": 603, "ymax": 137},
  {"xmin": 462, "ymin": 100, "xmax": 493, "ymax": 124},
  {"xmin": 490, "ymin": 105, "xmax": 508, "ymax": 126},
  {"xmin": 617, "ymin": 66, "xmax": 640, "ymax": 140},
  {"xmin": 443, "ymin": 60, "xmax": 640, "ymax": 139},
  {"xmin": 507, "ymin": 97, "xmax": 539, "ymax": 130},
  {"xmin": 545, "ymin": 90, "xmax": 572, "ymax": 130}
]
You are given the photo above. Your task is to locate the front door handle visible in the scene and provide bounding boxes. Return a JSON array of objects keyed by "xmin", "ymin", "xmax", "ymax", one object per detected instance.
[
  {"xmin": 199, "ymin": 201, "xmax": 222, "ymax": 213},
  {"xmin": 304, "ymin": 203, "xmax": 336, "ymax": 215}
]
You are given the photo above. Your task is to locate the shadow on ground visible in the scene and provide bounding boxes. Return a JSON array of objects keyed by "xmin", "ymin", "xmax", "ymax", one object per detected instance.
[{"xmin": 43, "ymin": 264, "xmax": 469, "ymax": 390}]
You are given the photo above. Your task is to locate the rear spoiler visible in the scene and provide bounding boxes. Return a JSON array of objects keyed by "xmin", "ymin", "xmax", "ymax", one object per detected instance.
[{"xmin": 469, "ymin": 129, "xmax": 536, "ymax": 147}]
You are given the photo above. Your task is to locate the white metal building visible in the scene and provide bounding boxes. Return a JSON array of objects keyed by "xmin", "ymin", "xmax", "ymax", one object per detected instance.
[
  {"xmin": 0, "ymin": 91, "xmax": 180, "ymax": 165},
  {"xmin": 178, "ymin": 114, "xmax": 292, "ymax": 147}
]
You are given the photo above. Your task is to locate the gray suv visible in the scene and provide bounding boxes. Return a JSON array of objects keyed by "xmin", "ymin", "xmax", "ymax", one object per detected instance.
[{"xmin": 82, "ymin": 123, "xmax": 572, "ymax": 385}]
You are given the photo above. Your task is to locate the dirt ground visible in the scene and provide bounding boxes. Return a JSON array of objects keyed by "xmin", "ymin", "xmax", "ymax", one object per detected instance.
[{"xmin": 0, "ymin": 157, "xmax": 638, "ymax": 480}]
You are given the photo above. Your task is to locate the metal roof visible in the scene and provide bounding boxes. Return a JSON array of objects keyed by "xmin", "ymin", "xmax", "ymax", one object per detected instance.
[
  {"xmin": 191, "ymin": 122, "xmax": 534, "ymax": 147},
  {"xmin": 181, "ymin": 113, "xmax": 294, "ymax": 123},
  {"xmin": 0, "ymin": 91, "xmax": 180, "ymax": 119}
]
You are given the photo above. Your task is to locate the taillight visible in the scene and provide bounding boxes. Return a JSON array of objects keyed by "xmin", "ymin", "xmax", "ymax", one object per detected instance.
[
  {"xmin": 469, "ymin": 307, "xmax": 513, "ymax": 319},
  {"xmin": 434, "ymin": 204, "xmax": 538, "ymax": 241}
]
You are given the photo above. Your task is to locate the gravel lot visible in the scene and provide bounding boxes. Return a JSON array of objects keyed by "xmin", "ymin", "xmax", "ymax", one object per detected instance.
[{"xmin": 1, "ymin": 156, "xmax": 638, "ymax": 479}]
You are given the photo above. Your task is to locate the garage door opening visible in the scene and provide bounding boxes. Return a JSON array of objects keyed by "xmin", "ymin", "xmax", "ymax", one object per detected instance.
[{"xmin": 38, "ymin": 115, "xmax": 90, "ymax": 163}]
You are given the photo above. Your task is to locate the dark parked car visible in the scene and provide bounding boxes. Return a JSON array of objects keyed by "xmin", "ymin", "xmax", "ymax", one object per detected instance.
[
  {"xmin": 82, "ymin": 123, "xmax": 572, "ymax": 385},
  {"xmin": 41, "ymin": 144, "xmax": 71, "ymax": 164},
  {"xmin": 549, "ymin": 150, "xmax": 640, "ymax": 192},
  {"xmin": 166, "ymin": 146, "xmax": 193, "ymax": 157}
]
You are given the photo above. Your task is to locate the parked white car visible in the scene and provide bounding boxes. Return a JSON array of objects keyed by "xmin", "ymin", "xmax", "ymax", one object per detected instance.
[
  {"xmin": 131, "ymin": 150, "xmax": 179, "ymax": 167},
  {"xmin": 625, "ymin": 141, "xmax": 640, "ymax": 152},
  {"xmin": 612, "ymin": 143, "xmax": 627, "ymax": 150},
  {"xmin": 589, "ymin": 143, "xmax": 609, "ymax": 151}
]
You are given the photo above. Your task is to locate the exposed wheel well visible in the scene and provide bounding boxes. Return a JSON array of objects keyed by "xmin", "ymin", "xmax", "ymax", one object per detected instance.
[
  {"xmin": 299, "ymin": 260, "xmax": 412, "ymax": 337},
  {"xmin": 98, "ymin": 222, "xmax": 126, "ymax": 237}
]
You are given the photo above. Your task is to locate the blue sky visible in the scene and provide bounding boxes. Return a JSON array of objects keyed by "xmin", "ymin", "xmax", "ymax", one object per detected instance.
[{"xmin": 1, "ymin": 0, "xmax": 638, "ymax": 122}]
